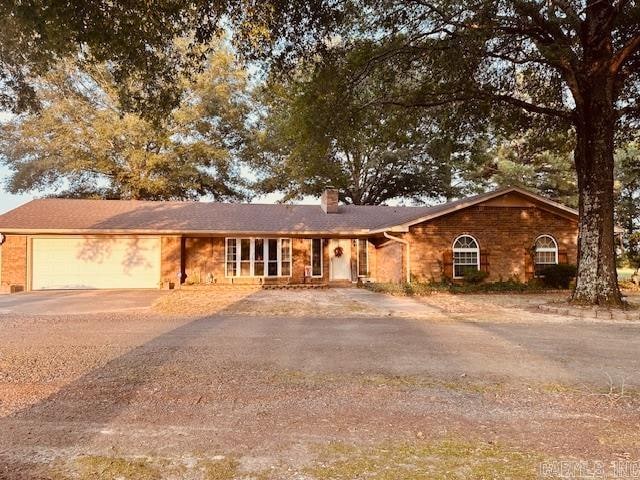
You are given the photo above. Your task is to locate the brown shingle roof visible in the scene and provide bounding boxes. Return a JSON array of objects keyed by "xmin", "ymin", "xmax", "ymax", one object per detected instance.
[
  {"xmin": 0, "ymin": 198, "xmax": 435, "ymax": 234},
  {"xmin": 0, "ymin": 187, "xmax": 578, "ymax": 235}
]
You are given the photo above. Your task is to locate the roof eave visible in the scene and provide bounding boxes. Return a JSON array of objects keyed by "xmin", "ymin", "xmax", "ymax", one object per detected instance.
[{"xmin": 0, "ymin": 228, "xmax": 375, "ymax": 236}]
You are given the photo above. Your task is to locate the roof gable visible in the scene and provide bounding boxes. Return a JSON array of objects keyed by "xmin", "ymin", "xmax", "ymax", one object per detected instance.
[{"xmin": 373, "ymin": 187, "xmax": 578, "ymax": 232}]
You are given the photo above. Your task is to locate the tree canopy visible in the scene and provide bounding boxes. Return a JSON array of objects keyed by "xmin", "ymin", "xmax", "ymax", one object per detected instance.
[
  {"xmin": 250, "ymin": 46, "xmax": 488, "ymax": 205},
  {"xmin": 0, "ymin": 0, "xmax": 340, "ymax": 118},
  {"xmin": 0, "ymin": 42, "xmax": 250, "ymax": 200}
]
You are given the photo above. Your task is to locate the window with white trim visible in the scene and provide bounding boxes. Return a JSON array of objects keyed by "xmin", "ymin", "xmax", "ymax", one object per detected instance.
[
  {"xmin": 310, "ymin": 238, "xmax": 323, "ymax": 277},
  {"xmin": 281, "ymin": 238, "xmax": 291, "ymax": 276},
  {"xmin": 453, "ymin": 235, "xmax": 480, "ymax": 279},
  {"xmin": 534, "ymin": 235, "xmax": 558, "ymax": 276},
  {"xmin": 357, "ymin": 239, "xmax": 369, "ymax": 277},
  {"xmin": 226, "ymin": 238, "xmax": 237, "ymax": 277},
  {"xmin": 225, "ymin": 238, "xmax": 292, "ymax": 277}
]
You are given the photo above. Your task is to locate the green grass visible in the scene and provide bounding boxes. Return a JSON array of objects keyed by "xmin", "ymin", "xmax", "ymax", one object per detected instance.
[
  {"xmin": 74, "ymin": 456, "xmax": 163, "ymax": 480},
  {"xmin": 618, "ymin": 268, "xmax": 636, "ymax": 280},
  {"xmin": 307, "ymin": 439, "xmax": 545, "ymax": 480},
  {"xmin": 200, "ymin": 457, "xmax": 240, "ymax": 480}
]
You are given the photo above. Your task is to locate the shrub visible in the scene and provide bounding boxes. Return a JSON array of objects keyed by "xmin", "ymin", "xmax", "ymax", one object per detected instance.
[
  {"xmin": 462, "ymin": 269, "xmax": 489, "ymax": 284},
  {"xmin": 539, "ymin": 264, "xmax": 577, "ymax": 289}
]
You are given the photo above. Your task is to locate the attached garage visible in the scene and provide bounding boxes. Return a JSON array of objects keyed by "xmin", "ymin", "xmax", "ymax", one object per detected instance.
[{"xmin": 31, "ymin": 237, "xmax": 161, "ymax": 290}]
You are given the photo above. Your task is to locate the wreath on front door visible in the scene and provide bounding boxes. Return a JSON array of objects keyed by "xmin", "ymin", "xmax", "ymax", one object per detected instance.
[{"xmin": 334, "ymin": 246, "xmax": 344, "ymax": 258}]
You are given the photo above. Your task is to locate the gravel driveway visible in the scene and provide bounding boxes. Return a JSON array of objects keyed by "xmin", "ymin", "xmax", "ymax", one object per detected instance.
[{"xmin": 1, "ymin": 303, "xmax": 639, "ymax": 479}]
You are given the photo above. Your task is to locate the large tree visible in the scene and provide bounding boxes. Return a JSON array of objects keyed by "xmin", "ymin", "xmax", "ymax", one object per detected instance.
[
  {"xmin": 312, "ymin": 0, "xmax": 639, "ymax": 306},
  {"xmin": 0, "ymin": 43, "xmax": 249, "ymax": 200},
  {"xmin": 251, "ymin": 47, "xmax": 484, "ymax": 204}
]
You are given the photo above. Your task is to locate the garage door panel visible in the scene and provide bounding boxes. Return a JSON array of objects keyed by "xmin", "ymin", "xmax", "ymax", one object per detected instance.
[{"xmin": 32, "ymin": 237, "xmax": 160, "ymax": 290}]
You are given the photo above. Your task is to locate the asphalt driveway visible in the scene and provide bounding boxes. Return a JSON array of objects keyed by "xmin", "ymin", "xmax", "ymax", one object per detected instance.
[
  {"xmin": 0, "ymin": 289, "xmax": 166, "ymax": 315},
  {"xmin": 1, "ymin": 303, "xmax": 639, "ymax": 479}
]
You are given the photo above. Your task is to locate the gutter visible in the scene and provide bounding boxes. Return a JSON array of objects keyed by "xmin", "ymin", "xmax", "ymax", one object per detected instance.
[{"xmin": 383, "ymin": 231, "xmax": 411, "ymax": 283}]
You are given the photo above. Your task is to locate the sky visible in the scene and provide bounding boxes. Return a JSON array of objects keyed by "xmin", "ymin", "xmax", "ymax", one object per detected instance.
[
  {"xmin": 0, "ymin": 169, "xmax": 33, "ymax": 214},
  {"xmin": 0, "ymin": 112, "xmax": 30, "ymax": 214}
]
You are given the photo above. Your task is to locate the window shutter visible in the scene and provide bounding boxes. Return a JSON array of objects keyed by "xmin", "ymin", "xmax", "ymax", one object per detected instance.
[
  {"xmin": 524, "ymin": 252, "xmax": 535, "ymax": 280},
  {"xmin": 479, "ymin": 249, "xmax": 489, "ymax": 273},
  {"xmin": 558, "ymin": 249, "xmax": 568, "ymax": 264},
  {"xmin": 443, "ymin": 249, "xmax": 453, "ymax": 279}
]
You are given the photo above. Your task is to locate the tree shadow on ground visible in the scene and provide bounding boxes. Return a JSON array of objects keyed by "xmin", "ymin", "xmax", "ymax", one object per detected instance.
[{"xmin": 1, "ymin": 289, "xmax": 459, "ymax": 478}]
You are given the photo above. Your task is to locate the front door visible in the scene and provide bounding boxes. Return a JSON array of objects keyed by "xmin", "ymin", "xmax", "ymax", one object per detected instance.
[{"xmin": 329, "ymin": 238, "xmax": 352, "ymax": 281}]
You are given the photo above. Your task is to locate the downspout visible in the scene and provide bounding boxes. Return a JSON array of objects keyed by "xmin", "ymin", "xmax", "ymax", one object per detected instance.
[{"xmin": 383, "ymin": 232, "xmax": 411, "ymax": 283}]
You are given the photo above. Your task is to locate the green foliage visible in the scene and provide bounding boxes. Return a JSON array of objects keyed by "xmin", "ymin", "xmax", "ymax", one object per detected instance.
[
  {"xmin": 0, "ymin": 1, "xmax": 339, "ymax": 118},
  {"xmin": 615, "ymin": 143, "xmax": 640, "ymax": 235},
  {"xmin": 539, "ymin": 264, "xmax": 577, "ymax": 290},
  {"xmin": 627, "ymin": 233, "xmax": 640, "ymax": 272},
  {"xmin": 249, "ymin": 44, "xmax": 487, "ymax": 204},
  {"xmin": 462, "ymin": 269, "xmax": 489, "ymax": 284},
  {"xmin": 469, "ymin": 129, "xmax": 578, "ymax": 208},
  {"xmin": 0, "ymin": 41, "xmax": 250, "ymax": 200}
]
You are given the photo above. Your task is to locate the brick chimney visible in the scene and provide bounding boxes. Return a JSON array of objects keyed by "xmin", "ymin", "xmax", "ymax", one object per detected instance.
[{"xmin": 321, "ymin": 188, "xmax": 339, "ymax": 214}]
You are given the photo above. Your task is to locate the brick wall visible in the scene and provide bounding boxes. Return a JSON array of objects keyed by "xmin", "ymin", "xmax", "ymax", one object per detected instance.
[
  {"xmin": 373, "ymin": 241, "xmax": 404, "ymax": 283},
  {"xmin": 160, "ymin": 236, "xmax": 182, "ymax": 288},
  {"xmin": 405, "ymin": 204, "xmax": 578, "ymax": 282},
  {"xmin": 1, "ymin": 235, "xmax": 27, "ymax": 290}
]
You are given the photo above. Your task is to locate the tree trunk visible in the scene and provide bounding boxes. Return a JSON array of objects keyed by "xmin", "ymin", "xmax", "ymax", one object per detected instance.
[{"xmin": 572, "ymin": 81, "xmax": 623, "ymax": 306}]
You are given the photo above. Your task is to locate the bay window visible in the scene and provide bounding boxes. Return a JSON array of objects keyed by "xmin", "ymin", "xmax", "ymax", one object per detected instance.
[
  {"xmin": 240, "ymin": 238, "xmax": 251, "ymax": 276},
  {"xmin": 267, "ymin": 238, "xmax": 278, "ymax": 276},
  {"xmin": 281, "ymin": 239, "xmax": 291, "ymax": 276},
  {"xmin": 254, "ymin": 239, "xmax": 264, "ymax": 276},
  {"xmin": 225, "ymin": 237, "xmax": 292, "ymax": 277}
]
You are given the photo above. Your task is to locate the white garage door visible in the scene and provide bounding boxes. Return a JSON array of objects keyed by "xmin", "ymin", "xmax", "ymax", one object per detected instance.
[{"xmin": 32, "ymin": 237, "xmax": 161, "ymax": 290}]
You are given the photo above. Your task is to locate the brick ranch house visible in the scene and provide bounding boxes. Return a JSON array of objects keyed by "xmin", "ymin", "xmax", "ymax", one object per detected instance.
[{"xmin": 0, "ymin": 187, "xmax": 578, "ymax": 292}]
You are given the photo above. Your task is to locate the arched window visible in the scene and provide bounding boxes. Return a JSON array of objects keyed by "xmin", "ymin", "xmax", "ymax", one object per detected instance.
[
  {"xmin": 453, "ymin": 235, "xmax": 480, "ymax": 279},
  {"xmin": 534, "ymin": 235, "xmax": 558, "ymax": 276}
]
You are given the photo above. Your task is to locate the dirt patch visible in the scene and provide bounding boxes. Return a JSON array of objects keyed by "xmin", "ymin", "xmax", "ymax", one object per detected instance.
[{"xmin": 153, "ymin": 287, "xmax": 380, "ymax": 317}]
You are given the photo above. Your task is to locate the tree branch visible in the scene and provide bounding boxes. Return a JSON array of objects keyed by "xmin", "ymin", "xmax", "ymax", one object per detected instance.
[
  {"xmin": 610, "ymin": 34, "xmax": 640, "ymax": 73},
  {"xmin": 491, "ymin": 94, "xmax": 573, "ymax": 119}
]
